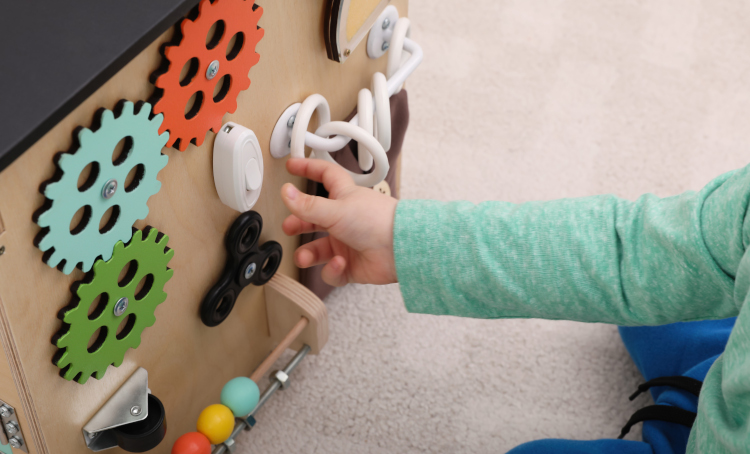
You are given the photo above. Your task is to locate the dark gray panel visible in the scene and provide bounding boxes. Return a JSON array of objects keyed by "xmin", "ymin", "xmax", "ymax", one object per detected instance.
[{"xmin": 0, "ymin": 0, "xmax": 200, "ymax": 172}]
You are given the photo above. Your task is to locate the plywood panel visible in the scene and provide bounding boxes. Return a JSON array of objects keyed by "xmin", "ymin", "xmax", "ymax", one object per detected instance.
[
  {"xmin": 0, "ymin": 294, "xmax": 38, "ymax": 453},
  {"xmin": 0, "ymin": 0, "xmax": 408, "ymax": 452}
]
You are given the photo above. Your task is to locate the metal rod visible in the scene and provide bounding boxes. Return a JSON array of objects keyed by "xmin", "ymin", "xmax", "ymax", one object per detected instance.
[
  {"xmin": 212, "ymin": 345, "xmax": 311, "ymax": 454},
  {"xmin": 251, "ymin": 345, "xmax": 310, "ymax": 417}
]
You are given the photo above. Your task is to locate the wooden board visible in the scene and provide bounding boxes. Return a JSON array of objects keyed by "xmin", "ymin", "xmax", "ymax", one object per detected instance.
[
  {"xmin": 0, "ymin": 0, "xmax": 408, "ymax": 452},
  {"xmin": 0, "ymin": 296, "xmax": 38, "ymax": 453}
]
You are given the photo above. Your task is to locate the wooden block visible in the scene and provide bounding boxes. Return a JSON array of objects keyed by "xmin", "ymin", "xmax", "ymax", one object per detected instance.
[{"xmin": 265, "ymin": 273, "xmax": 328, "ymax": 355}]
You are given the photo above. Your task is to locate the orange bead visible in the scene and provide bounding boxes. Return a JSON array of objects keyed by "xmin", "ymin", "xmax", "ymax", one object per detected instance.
[
  {"xmin": 172, "ymin": 432, "xmax": 211, "ymax": 454},
  {"xmin": 196, "ymin": 404, "xmax": 235, "ymax": 444}
]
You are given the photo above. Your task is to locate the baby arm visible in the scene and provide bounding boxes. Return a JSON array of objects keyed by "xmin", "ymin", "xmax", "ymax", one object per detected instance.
[{"xmin": 282, "ymin": 158, "xmax": 745, "ymax": 326}]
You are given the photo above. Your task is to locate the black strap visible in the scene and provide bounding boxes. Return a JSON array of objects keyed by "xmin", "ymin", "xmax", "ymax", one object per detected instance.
[
  {"xmin": 619, "ymin": 405, "xmax": 697, "ymax": 439},
  {"xmin": 629, "ymin": 376, "xmax": 703, "ymax": 400}
]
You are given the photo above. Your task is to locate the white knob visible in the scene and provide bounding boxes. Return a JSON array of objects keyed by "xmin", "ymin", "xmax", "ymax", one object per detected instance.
[
  {"xmin": 213, "ymin": 122, "xmax": 264, "ymax": 212},
  {"xmin": 245, "ymin": 158, "xmax": 262, "ymax": 191}
]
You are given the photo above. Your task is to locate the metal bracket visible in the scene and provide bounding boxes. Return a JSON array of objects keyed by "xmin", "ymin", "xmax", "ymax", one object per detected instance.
[
  {"xmin": 366, "ymin": 5, "xmax": 400, "ymax": 59},
  {"xmin": 0, "ymin": 400, "xmax": 28, "ymax": 452},
  {"xmin": 82, "ymin": 368, "xmax": 149, "ymax": 452}
]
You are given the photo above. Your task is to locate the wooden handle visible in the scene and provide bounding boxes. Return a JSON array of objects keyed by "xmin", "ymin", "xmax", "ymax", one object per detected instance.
[
  {"xmin": 265, "ymin": 273, "xmax": 328, "ymax": 354},
  {"xmin": 250, "ymin": 317, "xmax": 308, "ymax": 382}
]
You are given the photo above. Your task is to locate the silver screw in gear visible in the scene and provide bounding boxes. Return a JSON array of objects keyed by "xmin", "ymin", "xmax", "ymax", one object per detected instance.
[
  {"xmin": 206, "ymin": 60, "xmax": 220, "ymax": 80},
  {"xmin": 102, "ymin": 179, "xmax": 118, "ymax": 199},
  {"xmin": 245, "ymin": 263, "xmax": 256, "ymax": 280},
  {"xmin": 9, "ymin": 437, "xmax": 22, "ymax": 448},
  {"xmin": 287, "ymin": 115, "xmax": 296, "ymax": 128},
  {"xmin": 382, "ymin": 41, "xmax": 390, "ymax": 51},
  {"xmin": 113, "ymin": 297, "xmax": 129, "ymax": 317},
  {"xmin": 130, "ymin": 405, "xmax": 142, "ymax": 416},
  {"xmin": 382, "ymin": 18, "xmax": 390, "ymax": 29}
]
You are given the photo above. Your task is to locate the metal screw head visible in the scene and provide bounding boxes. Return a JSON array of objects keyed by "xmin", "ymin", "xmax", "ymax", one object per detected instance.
[
  {"xmin": 244, "ymin": 263, "xmax": 256, "ymax": 280},
  {"xmin": 344, "ymin": 49, "xmax": 351, "ymax": 57},
  {"xmin": 5, "ymin": 422, "xmax": 18, "ymax": 435},
  {"xmin": 9, "ymin": 437, "xmax": 22, "ymax": 448},
  {"xmin": 102, "ymin": 179, "xmax": 118, "ymax": 199},
  {"xmin": 130, "ymin": 405, "xmax": 142, "ymax": 416},
  {"xmin": 382, "ymin": 41, "xmax": 390, "ymax": 51},
  {"xmin": 113, "ymin": 297, "xmax": 129, "ymax": 317},
  {"xmin": 0, "ymin": 405, "xmax": 14, "ymax": 418},
  {"xmin": 287, "ymin": 115, "xmax": 296, "ymax": 128},
  {"xmin": 206, "ymin": 60, "xmax": 220, "ymax": 80},
  {"xmin": 382, "ymin": 17, "xmax": 391, "ymax": 29}
]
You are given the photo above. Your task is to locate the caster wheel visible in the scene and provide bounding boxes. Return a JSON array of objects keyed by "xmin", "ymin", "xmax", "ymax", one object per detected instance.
[{"xmin": 113, "ymin": 394, "xmax": 167, "ymax": 452}]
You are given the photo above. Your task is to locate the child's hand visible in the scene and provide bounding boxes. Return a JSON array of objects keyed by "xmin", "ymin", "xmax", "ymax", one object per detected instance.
[{"xmin": 280, "ymin": 158, "xmax": 398, "ymax": 287}]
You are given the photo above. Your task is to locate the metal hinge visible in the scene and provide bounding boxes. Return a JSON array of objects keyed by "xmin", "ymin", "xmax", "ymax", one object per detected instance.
[{"xmin": 0, "ymin": 400, "xmax": 28, "ymax": 452}]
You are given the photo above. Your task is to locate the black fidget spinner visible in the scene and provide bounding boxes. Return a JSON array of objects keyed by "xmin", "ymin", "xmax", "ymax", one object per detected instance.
[{"xmin": 201, "ymin": 211, "xmax": 282, "ymax": 327}]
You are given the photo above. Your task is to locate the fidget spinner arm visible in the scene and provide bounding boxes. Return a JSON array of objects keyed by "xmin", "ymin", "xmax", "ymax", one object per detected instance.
[{"xmin": 201, "ymin": 211, "xmax": 282, "ymax": 327}]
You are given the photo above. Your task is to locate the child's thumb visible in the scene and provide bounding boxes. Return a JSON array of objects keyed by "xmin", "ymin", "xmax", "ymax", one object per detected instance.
[{"xmin": 281, "ymin": 183, "xmax": 341, "ymax": 229}]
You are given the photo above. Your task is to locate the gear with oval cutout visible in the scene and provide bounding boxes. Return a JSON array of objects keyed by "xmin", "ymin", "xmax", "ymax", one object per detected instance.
[
  {"xmin": 52, "ymin": 227, "xmax": 174, "ymax": 384},
  {"xmin": 150, "ymin": 0, "xmax": 264, "ymax": 151},
  {"xmin": 34, "ymin": 100, "xmax": 169, "ymax": 275}
]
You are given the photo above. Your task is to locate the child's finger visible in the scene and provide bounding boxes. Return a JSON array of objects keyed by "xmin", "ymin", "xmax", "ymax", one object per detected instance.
[
  {"xmin": 321, "ymin": 256, "xmax": 348, "ymax": 287},
  {"xmin": 281, "ymin": 183, "xmax": 342, "ymax": 229},
  {"xmin": 282, "ymin": 215, "xmax": 325, "ymax": 236},
  {"xmin": 294, "ymin": 237, "xmax": 335, "ymax": 268},
  {"xmin": 286, "ymin": 158, "xmax": 354, "ymax": 197}
]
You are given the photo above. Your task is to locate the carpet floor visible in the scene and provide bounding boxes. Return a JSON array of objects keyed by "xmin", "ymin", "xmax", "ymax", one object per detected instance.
[{"xmin": 238, "ymin": 0, "xmax": 750, "ymax": 451}]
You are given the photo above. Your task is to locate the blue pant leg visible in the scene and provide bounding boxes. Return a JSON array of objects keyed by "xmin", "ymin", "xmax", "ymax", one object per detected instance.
[
  {"xmin": 506, "ymin": 319, "xmax": 735, "ymax": 454},
  {"xmin": 618, "ymin": 318, "xmax": 734, "ymax": 454},
  {"xmin": 618, "ymin": 318, "xmax": 735, "ymax": 386},
  {"xmin": 506, "ymin": 438, "xmax": 653, "ymax": 454}
]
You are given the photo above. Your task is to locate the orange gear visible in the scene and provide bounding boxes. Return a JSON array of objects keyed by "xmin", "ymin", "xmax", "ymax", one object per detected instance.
[{"xmin": 152, "ymin": 0, "xmax": 264, "ymax": 151}]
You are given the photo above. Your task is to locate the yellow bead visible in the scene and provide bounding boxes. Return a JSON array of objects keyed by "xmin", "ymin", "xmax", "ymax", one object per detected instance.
[{"xmin": 196, "ymin": 404, "xmax": 234, "ymax": 444}]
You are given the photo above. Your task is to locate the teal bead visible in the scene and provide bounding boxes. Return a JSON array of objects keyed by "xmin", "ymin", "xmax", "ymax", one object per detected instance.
[{"xmin": 221, "ymin": 377, "xmax": 260, "ymax": 417}]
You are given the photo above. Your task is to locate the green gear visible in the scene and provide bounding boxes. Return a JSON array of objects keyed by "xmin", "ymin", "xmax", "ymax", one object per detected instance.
[
  {"xmin": 36, "ymin": 100, "xmax": 169, "ymax": 275},
  {"xmin": 52, "ymin": 227, "xmax": 174, "ymax": 384}
]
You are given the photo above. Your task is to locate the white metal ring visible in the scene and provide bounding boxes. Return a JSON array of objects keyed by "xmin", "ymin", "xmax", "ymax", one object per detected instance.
[
  {"xmin": 372, "ymin": 72, "xmax": 391, "ymax": 152},
  {"xmin": 271, "ymin": 37, "xmax": 422, "ymax": 157},
  {"xmin": 313, "ymin": 121, "xmax": 389, "ymax": 188},
  {"xmin": 387, "ymin": 18, "xmax": 411, "ymax": 92},
  {"xmin": 271, "ymin": 12, "xmax": 423, "ymax": 188},
  {"xmin": 291, "ymin": 94, "xmax": 331, "ymax": 159},
  {"xmin": 357, "ymin": 88, "xmax": 374, "ymax": 171}
]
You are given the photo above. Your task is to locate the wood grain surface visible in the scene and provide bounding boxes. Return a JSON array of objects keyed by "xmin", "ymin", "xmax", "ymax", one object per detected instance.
[{"xmin": 0, "ymin": 0, "xmax": 407, "ymax": 452}]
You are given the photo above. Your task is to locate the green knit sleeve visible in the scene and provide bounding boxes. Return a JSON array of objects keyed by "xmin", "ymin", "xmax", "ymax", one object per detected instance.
[{"xmin": 394, "ymin": 167, "xmax": 748, "ymax": 326}]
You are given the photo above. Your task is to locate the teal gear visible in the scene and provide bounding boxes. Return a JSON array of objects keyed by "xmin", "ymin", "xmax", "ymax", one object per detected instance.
[
  {"xmin": 52, "ymin": 227, "xmax": 174, "ymax": 384},
  {"xmin": 36, "ymin": 100, "xmax": 169, "ymax": 274}
]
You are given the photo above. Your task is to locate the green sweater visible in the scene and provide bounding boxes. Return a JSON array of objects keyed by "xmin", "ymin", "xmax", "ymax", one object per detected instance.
[{"xmin": 394, "ymin": 164, "xmax": 750, "ymax": 453}]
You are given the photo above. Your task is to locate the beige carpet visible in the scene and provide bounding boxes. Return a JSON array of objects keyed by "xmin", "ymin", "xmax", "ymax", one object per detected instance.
[{"xmin": 238, "ymin": 0, "xmax": 750, "ymax": 452}]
